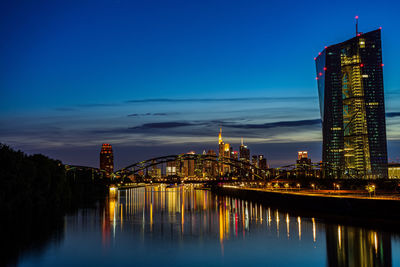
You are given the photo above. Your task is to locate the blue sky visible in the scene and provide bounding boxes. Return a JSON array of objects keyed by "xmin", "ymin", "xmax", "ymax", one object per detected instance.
[{"xmin": 1, "ymin": 0, "xmax": 399, "ymax": 168}]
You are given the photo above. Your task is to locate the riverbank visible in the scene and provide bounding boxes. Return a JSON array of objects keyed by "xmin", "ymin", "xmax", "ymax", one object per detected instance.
[
  {"xmin": 0, "ymin": 144, "xmax": 109, "ymax": 266},
  {"xmin": 213, "ymin": 186, "xmax": 400, "ymax": 230}
]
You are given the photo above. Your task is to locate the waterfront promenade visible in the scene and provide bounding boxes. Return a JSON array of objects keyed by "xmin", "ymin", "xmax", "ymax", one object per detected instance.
[
  {"xmin": 221, "ymin": 185, "xmax": 400, "ymax": 200},
  {"xmin": 214, "ymin": 185, "xmax": 400, "ymax": 227}
]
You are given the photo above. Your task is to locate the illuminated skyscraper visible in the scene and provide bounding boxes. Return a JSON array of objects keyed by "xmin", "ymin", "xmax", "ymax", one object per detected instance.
[
  {"xmin": 206, "ymin": 149, "xmax": 218, "ymax": 177},
  {"xmin": 297, "ymin": 151, "xmax": 311, "ymax": 166},
  {"xmin": 100, "ymin": 143, "xmax": 114, "ymax": 174},
  {"xmin": 252, "ymin": 155, "xmax": 258, "ymax": 168},
  {"xmin": 239, "ymin": 138, "xmax": 250, "ymax": 163},
  {"xmin": 218, "ymin": 127, "xmax": 224, "ymax": 159},
  {"xmin": 315, "ymin": 27, "xmax": 388, "ymax": 179},
  {"xmin": 258, "ymin": 155, "xmax": 267, "ymax": 170},
  {"xmin": 218, "ymin": 128, "xmax": 231, "ymax": 174}
]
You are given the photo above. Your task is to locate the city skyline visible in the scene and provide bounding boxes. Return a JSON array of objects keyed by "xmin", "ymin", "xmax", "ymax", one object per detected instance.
[{"xmin": 1, "ymin": 0, "xmax": 400, "ymax": 169}]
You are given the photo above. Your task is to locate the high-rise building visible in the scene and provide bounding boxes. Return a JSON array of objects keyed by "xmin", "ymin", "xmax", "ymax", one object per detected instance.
[
  {"xmin": 166, "ymin": 161, "xmax": 177, "ymax": 176},
  {"xmin": 100, "ymin": 143, "xmax": 114, "ymax": 174},
  {"xmin": 183, "ymin": 151, "xmax": 195, "ymax": 177},
  {"xmin": 315, "ymin": 27, "xmax": 388, "ymax": 179},
  {"xmin": 297, "ymin": 151, "xmax": 312, "ymax": 165},
  {"xmin": 218, "ymin": 127, "xmax": 224, "ymax": 157},
  {"xmin": 258, "ymin": 155, "xmax": 267, "ymax": 170},
  {"xmin": 239, "ymin": 138, "xmax": 250, "ymax": 163},
  {"xmin": 296, "ymin": 151, "xmax": 312, "ymax": 177},
  {"xmin": 252, "ymin": 155, "xmax": 258, "ymax": 168},
  {"xmin": 218, "ymin": 128, "xmax": 231, "ymax": 174},
  {"xmin": 205, "ymin": 149, "xmax": 218, "ymax": 177}
]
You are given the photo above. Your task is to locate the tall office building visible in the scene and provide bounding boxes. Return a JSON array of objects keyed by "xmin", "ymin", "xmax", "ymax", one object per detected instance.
[
  {"xmin": 206, "ymin": 149, "xmax": 218, "ymax": 177},
  {"xmin": 252, "ymin": 155, "xmax": 258, "ymax": 168},
  {"xmin": 100, "ymin": 143, "xmax": 114, "ymax": 174},
  {"xmin": 218, "ymin": 128, "xmax": 231, "ymax": 174},
  {"xmin": 218, "ymin": 128, "xmax": 224, "ymax": 159},
  {"xmin": 315, "ymin": 27, "xmax": 388, "ymax": 179},
  {"xmin": 297, "ymin": 151, "xmax": 312, "ymax": 166},
  {"xmin": 258, "ymin": 155, "xmax": 267, "ymax": 170},
  {"xmin": 239, "ymin": 138, "xmax": 250, "ymax": 162}
]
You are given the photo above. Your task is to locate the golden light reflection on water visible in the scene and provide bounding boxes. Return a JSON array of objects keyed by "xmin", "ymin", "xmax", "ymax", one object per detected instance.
[
  {"xmin": 297, "ymin": 216, "xmax": 302, "ymax": 241},
  {"xmin": 286, "ymin": 213, "xmax": 290, "ymax": 239},
  {"xmin": 327, "ymin": 224, "xmax": 391, "ymax": 266},
  {"xmin": 312, "ymin": 218, "xmax": 316, "ymax": 242},
  {"xmin": 100, "ymin": 185, "xmax": 392, "ymax": 266}
]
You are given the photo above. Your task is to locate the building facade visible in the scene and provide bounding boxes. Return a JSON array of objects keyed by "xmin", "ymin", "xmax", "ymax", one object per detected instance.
[
  {"xmin": 100, "ymin": 143, "xmax": 114, "ymax": 174},
  {"xmin": 388, "ymin": 163, "xmax": 400, "ymax": 179},
  {"xmin": 316, "ymin": 29, "xmax": 388, "ymax": 179},
  {"xmin": 218, "ymin": 128, "xmax": 231, "ymax": 175},
  {"xmin": 239, "ymin": 138, "xmax": 250, "ymax": 163}
]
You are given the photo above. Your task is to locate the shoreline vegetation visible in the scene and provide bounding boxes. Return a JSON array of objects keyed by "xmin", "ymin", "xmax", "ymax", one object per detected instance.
[{"xmin": 0, "ymin": 144, "xmax": 109, "ymax": 266}]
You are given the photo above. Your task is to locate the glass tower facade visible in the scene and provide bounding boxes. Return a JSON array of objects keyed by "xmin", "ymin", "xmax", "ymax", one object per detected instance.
[{"xmin": 316, "ymin": 29, "xmax": 388, "ymax": 179}]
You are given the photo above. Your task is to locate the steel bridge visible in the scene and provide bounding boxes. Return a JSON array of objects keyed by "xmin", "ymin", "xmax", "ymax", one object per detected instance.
[{"xmin": 116, "ymin": 154, "xmax": 267, "ymax": 180}]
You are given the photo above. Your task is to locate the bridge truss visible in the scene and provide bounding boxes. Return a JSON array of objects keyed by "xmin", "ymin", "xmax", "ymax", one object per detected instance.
[{"xmin": 116, "ymin": 154, "xmax": 267, "ymax": 181}]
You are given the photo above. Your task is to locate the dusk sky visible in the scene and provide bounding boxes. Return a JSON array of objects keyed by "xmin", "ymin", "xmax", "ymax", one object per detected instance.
[{"xmin": 1, "ymin": 0, "xmax": 399, "ymax": 169}]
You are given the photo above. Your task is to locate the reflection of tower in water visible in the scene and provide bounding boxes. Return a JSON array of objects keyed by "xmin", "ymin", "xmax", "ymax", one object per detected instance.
[{"xmin": 326, "ymin": 225, "xmax": 392, "ymax": 267}]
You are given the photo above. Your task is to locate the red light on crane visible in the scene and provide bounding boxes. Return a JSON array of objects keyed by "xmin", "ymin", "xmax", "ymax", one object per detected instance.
[{"xmin": 360, "ymin": 63, "xmax": 364, "ymax": 67}]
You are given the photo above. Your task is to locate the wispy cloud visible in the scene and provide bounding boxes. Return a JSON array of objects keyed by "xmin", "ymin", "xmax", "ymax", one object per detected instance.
[
  {"xmin": 125, "ymin": 96, "xmax": 316, "ymax": 103},
  {"xmin": 224, "ymin": 119, "xmax": 322, "ymax": 129},
  {"xmin": 128, "ymin": 113, "xmax": 168, "ymax": 117},
  {"xmin": 131, "ymin": 122, "xmax": 195, "ymax": 129},
  {"xmin": 386, "ymin": 112, "xmax": 400, "ymax": 118}
]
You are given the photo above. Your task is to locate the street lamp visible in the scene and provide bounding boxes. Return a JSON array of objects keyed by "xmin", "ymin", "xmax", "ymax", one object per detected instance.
[
  {"xmin": 284, "ymin": 183, "xmax": 289, "ymax": 191},
  {"xmin": 311, "ymin": 183, "xmax": 315, "ymax": 191}
]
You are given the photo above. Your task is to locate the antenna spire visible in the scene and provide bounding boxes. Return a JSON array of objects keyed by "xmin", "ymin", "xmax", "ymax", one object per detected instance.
[
  {"xmin": 218, "ymin": 127, "xmax": 223, "ymax": 144},
  {"xmin": 355, "ymin": 15, "xmax": 359, "ymax": 36},
  {"xmin": 241, "ymin": 137, "xmax": 243, "ymax": 146}
]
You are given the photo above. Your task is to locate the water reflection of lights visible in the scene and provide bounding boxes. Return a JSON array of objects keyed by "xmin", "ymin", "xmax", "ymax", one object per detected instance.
[
  {"xmin": 93, "ymin": 185, "xmax": 395, "ymax": 267},
  {"xmin": 297, "ymin": 216, "xmax": 301, "ymax": 240},
  {"xmin": 312, "ymin": 218, "xmax": 316, "ymax": 242},
  {"xmin": 286, "ymin": 213, "xmax": 290, "ymax": 239},
  {"xmin": 326, "ymin": 225, "xmax": 391, "ymax": 266},
  {"xmin": 268, "ymin": 208, "xmax": 271, "ymax": 227},
  {"xmin": 276, "ymin": 210, "xmax": 280, "ymax": 237},
  {"xmin": 102, "ymin": 186, "xmax": 329, "ymax": 248}
]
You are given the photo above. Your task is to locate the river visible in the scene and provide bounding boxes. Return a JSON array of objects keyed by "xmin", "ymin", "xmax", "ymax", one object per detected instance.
[{"xmin": 17, "ymin": 185, "xmax": 400, "ymax": 266}]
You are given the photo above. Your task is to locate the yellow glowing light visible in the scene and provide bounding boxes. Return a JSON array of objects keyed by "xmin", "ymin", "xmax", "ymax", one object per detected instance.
[
  {"xmin": 297, "ymin": 216, "xmax": 301, "ymax": 240},
  {"xmin": 312, "ymin": 218, "xmax": 316, "ymax": 242},
  {"xmin": 286, "ymin": 213, "xmax": 290, "ymax": 238}
]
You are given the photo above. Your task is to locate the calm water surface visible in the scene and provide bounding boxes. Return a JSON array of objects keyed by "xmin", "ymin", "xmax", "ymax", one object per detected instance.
[{"xmin": 19, "ymin": 186, "xmax": 400, "ymax": 266}]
